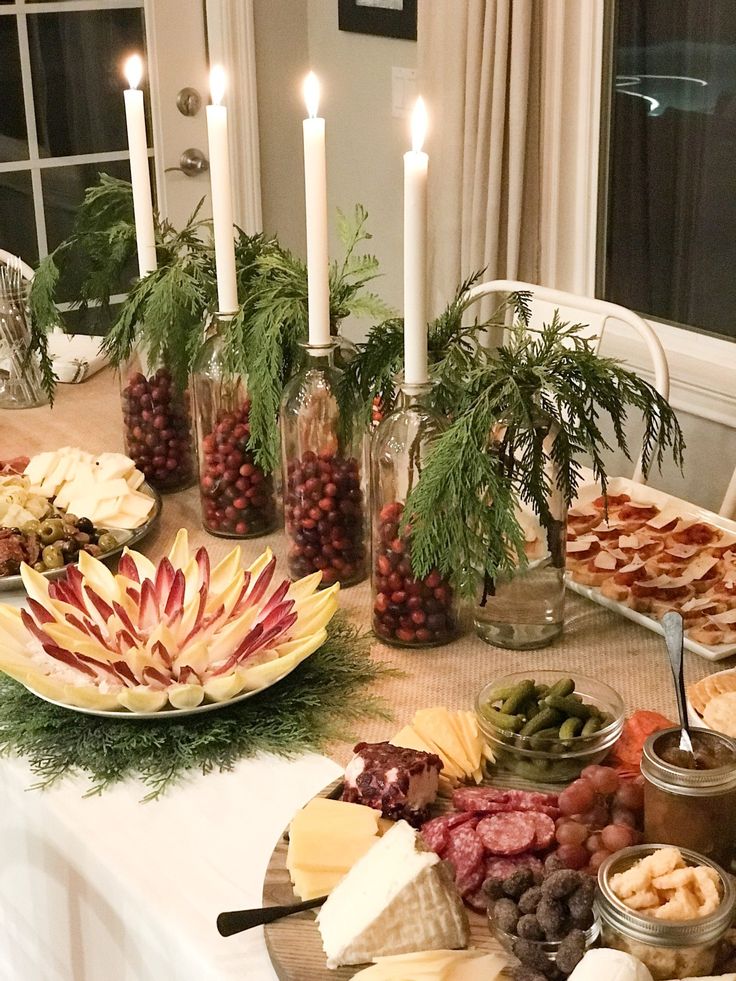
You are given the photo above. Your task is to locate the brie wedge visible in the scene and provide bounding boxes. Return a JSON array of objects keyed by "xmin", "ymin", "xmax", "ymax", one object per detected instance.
[{"xmin": 317, "ymin": 820, "xmax": 469, "ymax": 969}]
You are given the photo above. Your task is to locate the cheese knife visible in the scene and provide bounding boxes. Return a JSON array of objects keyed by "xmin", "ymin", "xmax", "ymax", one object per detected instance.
[{"xmin": 217, "ymin": 896, "xmax": 327, "ymax": 937}]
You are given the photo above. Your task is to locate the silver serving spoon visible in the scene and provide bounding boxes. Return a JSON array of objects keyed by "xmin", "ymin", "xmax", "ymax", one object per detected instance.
[{"xmin": 662, "ymin": 610, "xmax": 694, "ymax": 756}]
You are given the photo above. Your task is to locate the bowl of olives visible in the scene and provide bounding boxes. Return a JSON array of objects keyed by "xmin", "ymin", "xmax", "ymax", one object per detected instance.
[{"xmin": 0, "ymin": 482, "xmax": 161, "ymax": 592}]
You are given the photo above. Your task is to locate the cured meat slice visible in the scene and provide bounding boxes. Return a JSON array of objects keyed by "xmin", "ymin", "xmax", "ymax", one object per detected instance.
[
  {"xmin": 476, "ymin": 812, "xmax": 536, "ymax": 855},
  {"xmin": 485, "ymin": 853, "xmax": 544, "ymax": 880},
  {"xmin": 446, "ymin": 824, "xmax": 484, "ymax": 895},
  {"xmin": 527, "ymin": 811, "xmax": 555, "ymax": 850},
  {"xmin": 420, "ymin": 810, "xmax": 478, "ymax": 855},
  {"xmin": 464, "ymin": 886, "xmax": 490, "ymax": 913},
  {"xmin": 452, "ymin": 786, "xmax": 558, "ymax": 813}
]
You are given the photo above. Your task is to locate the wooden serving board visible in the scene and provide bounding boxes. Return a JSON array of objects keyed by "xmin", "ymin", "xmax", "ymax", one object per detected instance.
[{"xmin": 262, "ymin": 781, "xmax": 513, "ymax": 981}]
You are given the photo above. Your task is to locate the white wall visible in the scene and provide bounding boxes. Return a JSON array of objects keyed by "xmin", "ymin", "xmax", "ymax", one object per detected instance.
[{"xmin": 254, "ymin": 0, "xmax": 416, "ymax": 337}]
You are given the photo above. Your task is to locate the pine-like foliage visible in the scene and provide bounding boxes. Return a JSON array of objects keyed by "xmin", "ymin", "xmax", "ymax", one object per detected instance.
[{"xmin": 403, "ymin": 310, "xmax": 686, "ymax": 597}]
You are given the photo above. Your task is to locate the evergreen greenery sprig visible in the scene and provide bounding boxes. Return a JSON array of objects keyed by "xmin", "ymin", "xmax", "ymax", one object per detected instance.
[
  {"xmin": 403, "ymin": 311, "xmax": 686, "ymax": 598},
  {"xmin": 0, "ymin": 615, "xmax": 397, "ymax": 801},
  {"xmin": 339, "ymin": 271, "xmax": 505, "ymax": 429}
]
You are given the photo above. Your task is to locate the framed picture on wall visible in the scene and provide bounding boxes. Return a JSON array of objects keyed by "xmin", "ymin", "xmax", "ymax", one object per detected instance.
[{"xmin": 338, "ymin": 0, "xmax": 417, "ymax": 41}]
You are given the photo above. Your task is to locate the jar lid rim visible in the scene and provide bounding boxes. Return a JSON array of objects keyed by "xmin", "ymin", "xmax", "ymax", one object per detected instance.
[{"xmin": 641, "ymin": 727, "xmax": 736, "ymax": 792}]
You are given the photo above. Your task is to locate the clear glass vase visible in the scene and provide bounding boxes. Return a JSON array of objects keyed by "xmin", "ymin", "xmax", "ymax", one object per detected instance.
[
  {"xmin": 0, "ymin": 274, "xmax": 48, "ymax": 409},
  {"xmin": 370, "ymin": 382, "xmax": 460, "ymax": 647},
  {"xmin": 280, "ymin": 341, "xmax": 367, "ymax": 588},
  {"xmin": 473, "ymin": 427, "xmax": 567, "ymax": 650},
  {"xmin": 192, "ymin": 323, "xmax": 278, "ymax": 538},
  {"xmin": 119, "ymin": 347, "xmax": 196, "ymax": 493}
]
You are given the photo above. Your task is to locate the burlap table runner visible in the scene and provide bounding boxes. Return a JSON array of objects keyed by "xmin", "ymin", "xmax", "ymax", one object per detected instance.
[{"xmin": 3, "ymin": 369, "xmax": 733, "ymax": 766}]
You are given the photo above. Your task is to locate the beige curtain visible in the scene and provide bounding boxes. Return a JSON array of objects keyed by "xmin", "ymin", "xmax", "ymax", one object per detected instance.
[{"xmin": 418, "ymin": 0, "xmax": 542, "ymax": 318}]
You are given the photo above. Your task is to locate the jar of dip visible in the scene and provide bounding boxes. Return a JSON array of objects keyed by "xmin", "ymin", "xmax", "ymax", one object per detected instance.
[
  {"xmin": 597, "ymin": 845, "xmax": 735, "ymax": 980},
  {"xmin": 641, "ymin": 726, "xmax": 736, "ymax": 869}
]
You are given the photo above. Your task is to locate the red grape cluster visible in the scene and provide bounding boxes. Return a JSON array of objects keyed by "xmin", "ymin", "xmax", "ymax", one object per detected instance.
[
  {"xmin": 551, "ymin": 765, "xmax": 644, "ymax": 875},
  {"xmin": 372, "ymin": 501, "xmax": 457, "ymax": 646},
  {"xmin": 198, "ymin": 400, "xmax": 276, "ymax": 538},
  {"xmin": 121, "ymin": 368, "xmax": 195, "ymax": 492},
  {"xmin": 284, "ymin": 450, "xmax": 367, "ymax": 587}
]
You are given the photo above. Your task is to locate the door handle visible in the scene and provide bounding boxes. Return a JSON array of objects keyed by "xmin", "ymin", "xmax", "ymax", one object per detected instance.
[{"xmin": 165, "ymin": 148, "xmax": 209, "ymax": 177}]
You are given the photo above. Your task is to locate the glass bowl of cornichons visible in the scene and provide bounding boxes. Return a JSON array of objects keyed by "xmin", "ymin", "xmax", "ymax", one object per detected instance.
[{"xmin": 475, "ymin": 671, "xmax": 625, "ymax": 783}]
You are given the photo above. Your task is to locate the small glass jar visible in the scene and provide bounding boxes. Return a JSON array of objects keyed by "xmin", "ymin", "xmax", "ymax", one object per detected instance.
[
  {"xmin": 192, "ymin": 322, "xmax": 277, "ymax": 539},
  {"xmin": 370, "ymin": 381, "xmax": 459, "ymax": 647},
  {"xmin": 597, "ymin": 845, "xmax": 735, "ymax": 980},
  {"xmin": 119, "ymin": 347, "xmax": 196, "ymax": 493},
  {"xmin": 641, "ymin": 726, "xmax": 736, "ymax": 869},
  {"xmin": 474, "ymin": 420, "xmax": 567, "ymax": 650},
  {"xmin": 280, "ymin": 341, "xmax": 367, "ymax": 588}
]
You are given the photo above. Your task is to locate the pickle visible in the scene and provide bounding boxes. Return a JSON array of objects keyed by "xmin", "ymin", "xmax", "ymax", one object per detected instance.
[
  {"xmin": 529, "ymin": 726, "xmax": 562, "ymax": 749},
  {"xmin": 520, "ymin": 707, "xmax": 563, "ymax": 737},
  {"xmin": 547, "ymin": 678, "xmax": 576, "ymax": 698},
  {"xmin": 519, "ymin": 698, "xmax": 540, "ymax": 720},
  {"xmin": 482, "ymin": 706, "xmax": 525, "ymax": 732},
  {"xmin": 501, "ymin": 680, "xmax": 536, "ymax": 715},
  {"xmin": 534, "ymin": 684, "xmax": 550, "ymax": 698},
  {"xmin": 544, "ymin": 694, "xmax": 594, "ymax": 719},
  {"xmin": 581, "ymin": 716, "xmax": 601, "ymax": 737},
  {"xmin": 486, "ymin": 685, "xmax": 519, "ymax": 704},
  {"xmin": 559, "ymin": 717, "xmax": 584, "ymax": 741}
]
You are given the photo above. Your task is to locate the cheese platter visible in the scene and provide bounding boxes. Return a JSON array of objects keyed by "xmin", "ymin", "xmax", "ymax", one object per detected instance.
[
  {"xmin": 566, "ymin": 476, "xmax": 736, "ymax": 661},
  {"xmin": 0, "ymin": 447, "xmax": 161, "ymax": 592},
  {"xmin": 249, "ymin": 695, "xmax": 671, "ymax": 981}
]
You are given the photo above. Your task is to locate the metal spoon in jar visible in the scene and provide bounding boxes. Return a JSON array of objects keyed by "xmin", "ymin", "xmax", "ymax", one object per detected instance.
[{"xmin": 662, "ymin": 610, "xmax": 695, "ymax": 757}]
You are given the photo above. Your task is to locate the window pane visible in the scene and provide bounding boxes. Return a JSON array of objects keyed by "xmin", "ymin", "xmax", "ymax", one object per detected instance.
[
  {"xmin": 42, "ymin": 158, "xmax": 145, "ymax": 303},
  {"xmin": 602, "ymin": 0, "xmax": 736, "ymax": 340},
  {"xmin": 0, "ymin": 16, "xmax": 29, "ymax": 160},
  {"xmin": 59, "ymin": 302, "xmax": 123, "ymax": 337},
  {"xmin": 28, "ymin": 8, "xmax": 148, "ymax": 158},
  {"xmin": 0, "ymin": 171, "xmax": 37, "ymax": 264}
]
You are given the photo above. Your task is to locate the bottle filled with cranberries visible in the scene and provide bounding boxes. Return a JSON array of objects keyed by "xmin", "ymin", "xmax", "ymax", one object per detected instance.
[
  {"xmin": 280, "ymin": 341, "xmax": 367, "ymax": 588},
  {"xmin": 192, "ymin": 326, "xmax": 278, "ymax": 539},
  {"xmin": 119, "ymin": 348, "xmax": 196, "ymax": 493},
  {"xmin": 370, "ymin": 381, "xmax": 459, "ymax": 647}
]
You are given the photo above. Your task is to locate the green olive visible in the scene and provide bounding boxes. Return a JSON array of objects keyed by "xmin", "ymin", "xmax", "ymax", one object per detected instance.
[
  {"xmin": 39, "ymin": 518, "xmax": 64, "ymax": 545},
  {"xmin": 22, "ymin": 519, "xmax": 41, "ymax": 535},
  {"xmin": 41, "ymin": 544, "xmax": 65, "ymax": 569},
  {"xmin": 97, "ymin": 532, "xmax": 119, "ymax": 554}
]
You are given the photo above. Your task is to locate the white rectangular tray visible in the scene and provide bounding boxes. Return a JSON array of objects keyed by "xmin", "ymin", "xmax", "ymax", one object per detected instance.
[{"xmin": 566, "ymin": 475, "xmax": 736, "ymax": 662}]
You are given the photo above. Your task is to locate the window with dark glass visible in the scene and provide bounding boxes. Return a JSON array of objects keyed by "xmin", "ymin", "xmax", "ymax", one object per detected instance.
[{"xmin": 599, "ymin": 0, "xmax": 736, "ymax": 340}]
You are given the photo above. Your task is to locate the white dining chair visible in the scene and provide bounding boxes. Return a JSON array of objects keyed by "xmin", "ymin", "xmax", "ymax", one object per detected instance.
[{"xmin": 464, "ymin": 279, "xmax": 671, "ymax": 484}]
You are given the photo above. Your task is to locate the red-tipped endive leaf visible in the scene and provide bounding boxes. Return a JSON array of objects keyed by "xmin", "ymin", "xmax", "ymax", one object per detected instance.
[
  {"xmin": 112, "ymin": 601, "xmax": 140, "ymax": 640},
  {"xmin": 138, "ymin": 578, "xmax": 159, "ymax": 631},
  {"xmin": 83, "ymin": 586, "xmax": 115, "ymax": 624},
  {"xmin": 115, "ymin": 629, "xmax": 137, "ymax": 652},
  {"xmin": 125, "ymin": 586, "xmax": 141, "ymax": 606},
  {"xmin": 177, "ymin": 664, "xmax": 200, "ymax": 684},
  {"xmin": 43, "ymin": 643, "xmax": 98, "ymax": 679},
  {"xmin": 27, "ymin": 598, "xmax": 54, "ymax": 625},
  {"xmin": 237, "ymin": 614, "xmax": 298, "ymax": 665},
  {"xmin": 21, "ymin": 608, "xmax": 50, "ymax": 645},
  {"xmin": 64, "ymin": 565, "xmax": 87, "ymax": 606},
  {"xmin": 142, "ymin": 666, "xmax": 170, "ymax": 689},
  {"xmin": 245, "ymin": 556, "xmax": 276, "ymax": 608},
  {"xmin": 152, "ymin": 640, "xmax": 173, "ymax": 669},
  {"xmin": 259, "ymin": 600, "xmax": 296, "ymax": 634},
  {"xmin": 181, "ymin": 583, "xmax": 208, "ymax": 647},
  {"xmin": 257, "ymin": 579, "xmax": 291, "ymax": 622},
  {"xmin": 76, "ymin": 652, "xmax": 123, "ymax": 683},
  {"xmin": 117, "ymin": 552, "xmax": 139, "ymax": 583},
  {"xmin": 163, "ymin": 569, "xmax": 185, "ymax": 620},
  {"xmin": 210, "ymin": 623, "xmax": 264, "ymax": 676},
  {"xmin": 50, "ymin": 581, "xmax": 86, "ymax": 611},
  {"xmin": 112, "ymin": 660, "xmax": 139, "ymax": 687},
  {"xmin": 195, "ymin": 547, "xmax": 210, "ymax": 593},
  {"xmin": 227, "ymin": 571, "xmax": 252, "ymax": 619},
  {"xmin": 154, "ymin": 556, "xmax": 175, "ymax": 599},
  {"xmin": 64, "ymin": 613, "xmax": 111, "ymax": 651}
]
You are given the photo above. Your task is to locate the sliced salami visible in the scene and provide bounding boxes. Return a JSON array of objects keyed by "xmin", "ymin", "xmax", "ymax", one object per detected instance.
[
  {"xmin": 446, "ymin": 824, "xmax": 485, "ymax": 895},
  {"xmin": 420, "ymin": 810, "xmax": 478, "ymax": 855},
  {"xmin": 453, "ymin": 786, "xmax": 558, "ymax": 814},
  {"xmin": 476, "ymin": 811, "xmax": 536, "ymax": 855},
  {"xmin": 464, "ymin": 886, "xmax": 490, "ymax": 913},
  {"xmin": 527, "ymin": 811, "xmax": 556, "ymax": 850},
  {"xmin": 485, "ymin": 853, "xmax": 543, "ymax": 879}
]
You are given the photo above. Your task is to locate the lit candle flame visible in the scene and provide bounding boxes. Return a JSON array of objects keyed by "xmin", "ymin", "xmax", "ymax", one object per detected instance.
[
  {"xmin": 124, "ymin": 54, "xmax": 143, "ymax": 90},
  {"xmin": 304, "ymin": 71, "xmax": 320, "ymax": 119},
  {"xmin": 210, "ymin": 64, "xmax": 227, "ymax": 106},
  {"xmin": 410, "ymin": 96, "xmax": 427, "ymax": 153}
]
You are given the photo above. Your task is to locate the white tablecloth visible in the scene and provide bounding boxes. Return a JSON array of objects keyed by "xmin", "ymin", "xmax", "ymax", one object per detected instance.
[{"xmin": 0, "ymin": 752, "xmax": 341, "ymax": 980}]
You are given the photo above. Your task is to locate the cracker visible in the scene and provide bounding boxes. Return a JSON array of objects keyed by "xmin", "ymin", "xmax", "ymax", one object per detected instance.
[
  {"xmin": 687, "ymin": 677, "xmax": 710, "ymax": 716},
  {"xmin": 702, "ymin": 692, "xmax": 736, "ymax": 737},
  {"xmin": 711, "ymin": 672, "xmax": 736, "ymax": 697}
]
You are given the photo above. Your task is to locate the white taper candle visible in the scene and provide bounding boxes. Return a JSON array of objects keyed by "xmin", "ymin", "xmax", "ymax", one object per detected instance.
[
  {"xmin": 206, "ymin": 65, "xmax": 239, "ymax": 315},
  {"xmin": 302, "ymin": 72, "xmax": 331, "ymax": 347},
  {"xmin": 403, "ymin": 97, "xmax": 429, "ymax": 385},
  {"xmin": 123, "ymin": 55, "xmax": 157, "ymax": 278}
]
